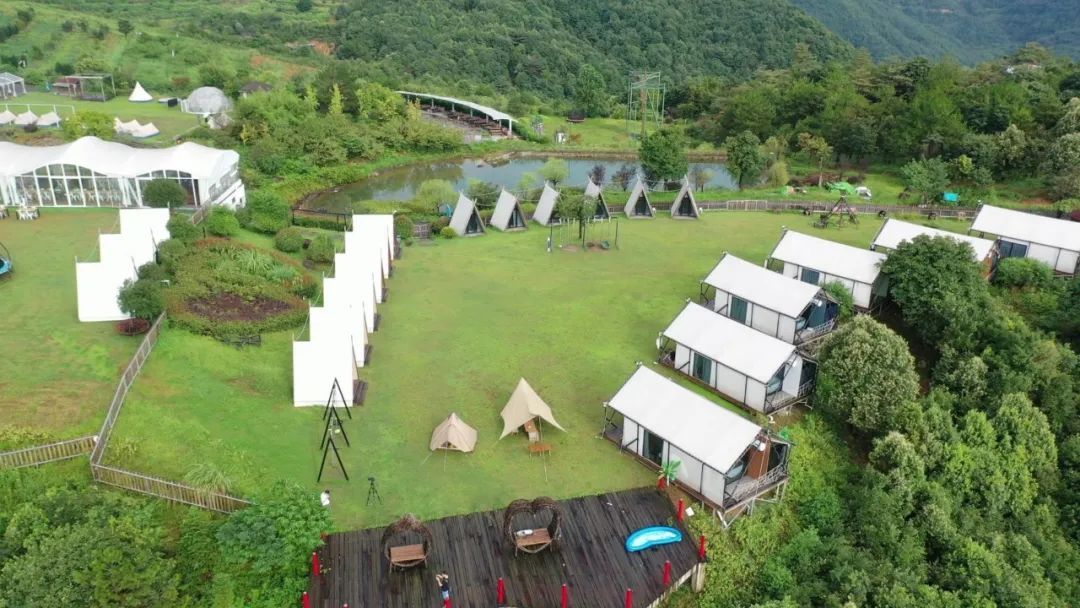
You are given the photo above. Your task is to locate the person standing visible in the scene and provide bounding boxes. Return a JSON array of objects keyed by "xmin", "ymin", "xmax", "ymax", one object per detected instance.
[
  {"xmin": 320, "ymin": 489, "xmax": 331, "ymax": 510},
  {"xmin": 436, "ymin": 571, "xmax": 452, "ymax": 607}
]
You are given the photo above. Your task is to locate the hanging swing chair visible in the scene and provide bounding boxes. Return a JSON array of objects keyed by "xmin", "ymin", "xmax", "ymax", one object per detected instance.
[
  {"xmin": 381, "ymin": 514, "xmax": 434, "ymax": 570},
  {"xmin": 0, "ymin": 241, "xmax": 12, "ymax": 279},
  {"xmin": 504, "ymin": 497, "xmax": 562, "ymax": 555}
]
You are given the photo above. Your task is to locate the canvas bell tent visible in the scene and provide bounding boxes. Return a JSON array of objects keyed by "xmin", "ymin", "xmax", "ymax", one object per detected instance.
[
  {"xmin": 584, "ymin": 179, "xmax": 611, "ymax": 219},
  {"xmin": 670, "ymin": 179, "xmax": 700, "ymax": 219},
  {"xmin": 701, "ymin": 253, "xmax": 837, "ymax": 345},
  {"xmin": 970, "ymin": 205, "xmax": 1080, "ymax": 275},
  {"xmin": 660, "ymin": 302, "xmax": 813, "ymax": 413},
  {"xmin": 872, "ymin": 219, "xmax": 997, "ymax": 273},
  {"xmin": 449, "ymin": 193, "xmax": 486, "ymax": 236},
  {"xmin": 490, "ymin": 189, "xmax": 528, "ymax": 231},
  {"xmin": 499, "ymin": 378, "xmax": 565, "ymax": 439},
  {"xmin": 623, "ymin": 178, "xmax": 654, "ymax": 218},
  {"xmin": 766, "ymin": 230, "xmax": 887, "ymax": 310},
  {"xmin": 605, "ymin": 366, "xmax": 790, "ymax": 514},
  {"xmin": 533, "ymin": 183, "xmax": 561, "ymax": 226},
  {"xmin": 128, "ymin": 82, "xmax": 153, "ymax": 102},
  {"xmin": 430, "ymin": 413, "xmax": 478, "ymax": 452}
]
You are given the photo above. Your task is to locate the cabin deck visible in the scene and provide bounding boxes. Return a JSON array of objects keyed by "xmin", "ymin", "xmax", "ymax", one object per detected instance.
[{"xmin": 307, "ymin": 487, "xmax": 699, "ymax": 608}]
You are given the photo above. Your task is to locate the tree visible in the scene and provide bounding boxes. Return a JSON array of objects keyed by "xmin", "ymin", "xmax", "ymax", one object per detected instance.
[
  {"xmin": 797, "ymin": 133, "xmax": 833, "ymax": 187},
  {"xmin": 612, "ymin": 164, "xmax": 636, "ymax": 190},
  {"xmin": 539, "ymin": 158, "xmax": 569, "ymax": 187},
  {"xmin": 900, "ymin": 158, "xmax": 950, "ymax": 205},
  {"xmin": 303, "ymin": 83, "xmax": 320, "ymax": 113},
  {"xmin": 355, "ymin": 80, "xmax": 403, "ymax": 122},
  {"xmin": 639, "ymin": 129, "xmax": 688, "ymax": 183},
  {"xmin": 296, "ymin": 0, "xmax": 314, "ymax": 12},
  {"xmin": 724, "ymin": 130, "xmax": 765, "ymax": 190},
  {"xmin": 328, "ymin": 83, "xmax": 344, "ymax": 116},
  {"xmin": 574, "ymin": 65, "xmax": 608, "ymax": 117},
  {"xmin": 816, "ymin": 316, "xmax": 919, "ymax": 436},
  {"xmin": 142, "ymin": 179, "xmax": 188, "ymax": 208},
  {"xmin": 688, "ymin": 166, "xmax": 714, "ymax": 191},
  {"xmin": 244, "ymin": 190, "xmax": 291, "ymax": 234},
  {"xmin": 554, "ymin": 192, "xmax": 593, "ymax": 240},
  {"xmin": 198, "ymin": 63, "xmax": 233, "ymax": 90},
  {"xmin": 588, "ymin": 164, "xmax": 606, "ymax": 186},
  {"xmin": 415, "ymin": 179, "xmax": 457, "ymax": 209},
  {"xmin": 61, "ymin": 110, "xmax": 113, "ymax": 140},
  {"xmin": 118, "ymin": 278, "xmax": 165, "ymax": 320},
  {"xmin": 117, "ymin": 18, "xmax": 133, "ymax": 37}
]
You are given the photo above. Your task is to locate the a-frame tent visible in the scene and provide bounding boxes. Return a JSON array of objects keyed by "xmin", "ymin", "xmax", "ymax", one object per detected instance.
[
  {"xmin": 584, "ymin": 179, "xmax": 611, "ymax": 219},
  {"xmin": 490, "ymin": 189, "xmax": 528, "ymax": 231},
  {"xmin": 623, "ymin": 178, "xmax": 654, "ymax": 218},
  {"xmin": 449, "ymin": 193, "xmax": 486, "ymax": 236},
  {"xmin": 533, "ymin": 183, "xmax": 561, "ymax": 226},
  {"xmin": 670, "ymin": 178, "xmax": 701, "ymax": 219}
]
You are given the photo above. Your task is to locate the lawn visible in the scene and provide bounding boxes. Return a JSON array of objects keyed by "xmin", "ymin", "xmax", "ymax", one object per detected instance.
[
  {"xmin": 108, "ymin": 211, "xmax": 974, "ymax": 530},
  {"xmin": 1, "ymin": 92, "xmax": 203, "ymax": 142},
  {"xmin": 0, "ymin": 208, "xmax": 137, "ymax": 444}
]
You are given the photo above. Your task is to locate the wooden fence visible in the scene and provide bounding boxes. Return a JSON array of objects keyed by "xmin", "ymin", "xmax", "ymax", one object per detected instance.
[
  {"xmin": 91, "ymin": 464, "xmax": 250, "ymax": 513},
  {"xmin": 0, "ymin": 436, "xmax": 97, "ymax": 469}
]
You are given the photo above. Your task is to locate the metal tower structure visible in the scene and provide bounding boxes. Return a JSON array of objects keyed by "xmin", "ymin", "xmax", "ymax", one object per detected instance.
[{"xmin": 626, "ymin": 71, "xmax": 665, "ymax": 139}]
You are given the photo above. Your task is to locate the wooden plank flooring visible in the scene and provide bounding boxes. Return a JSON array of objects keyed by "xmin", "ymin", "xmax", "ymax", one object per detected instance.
[{"xmin": 309, "ymin": 487, "xmax": 699, "ymax": 608}]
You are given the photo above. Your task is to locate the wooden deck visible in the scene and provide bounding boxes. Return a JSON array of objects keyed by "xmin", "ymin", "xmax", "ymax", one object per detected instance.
[{"xmin": 308, "ymin": 488, "xmax": 699, "ymax": 608}]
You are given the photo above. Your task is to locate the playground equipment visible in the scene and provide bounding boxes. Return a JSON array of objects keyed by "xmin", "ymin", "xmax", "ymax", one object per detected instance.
[
  {"xmin": 0, "ymin": 241, "xmax": 12, "ymax": 279},
  {"xmin": 814, "ymin": 196, "xmax": 859, "ymax": 228}
]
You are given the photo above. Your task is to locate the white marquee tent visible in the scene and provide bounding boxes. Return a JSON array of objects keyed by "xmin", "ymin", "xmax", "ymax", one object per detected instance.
[
  {"xmin": 292, "ymin": 305, "xmax": 357, "ymax": 406},
  {"xmin": 971, "ymin": 205, "xmax": 1080, "ymax": 274},
  {"xmin": 129, "ymin": 82, "xmax": 153, "ymax": 103},
  {"xmin": 449, "ymin": 192, "xmax": 485, "ymax": 236},
  {"xmin": 767, "ymin": 230, "xmax": 888, "ymax": 309},
  {"xmin": 490, "ymin": 189, "xmax": 528, "ymax": 231},
  {"xmin": 532, "ymin": 183, "xmax": 561, "ymax": 226}
]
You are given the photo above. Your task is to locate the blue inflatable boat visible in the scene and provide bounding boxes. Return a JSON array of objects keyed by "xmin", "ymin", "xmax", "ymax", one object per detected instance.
[{"xmin": 625, "ymin": 526, "xmax": 683, "ymax": 552}]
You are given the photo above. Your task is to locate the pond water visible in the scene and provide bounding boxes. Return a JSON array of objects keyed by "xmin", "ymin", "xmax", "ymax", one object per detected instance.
[{"xmin": 303, "ymin": 155, "xmax": 736, "ymax": 212}]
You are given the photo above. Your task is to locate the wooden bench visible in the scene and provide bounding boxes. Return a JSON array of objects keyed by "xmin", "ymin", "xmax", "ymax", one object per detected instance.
[
  {"xmin": 388, "ymin": 544, "xmax": 427, "ymax": 569},
  {"xmin": 514, "ymin": 528, "xmax": 552, "ymax": 554}
]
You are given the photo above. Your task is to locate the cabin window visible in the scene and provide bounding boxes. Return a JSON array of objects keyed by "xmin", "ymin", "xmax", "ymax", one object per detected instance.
[
  {"xmin": 999, "ymin": 240, "xmax": 1028, "ymax": 259},
  {"xmin": 692, "ymin": 352, "xmax": 712, "ymax": 384},
  {"xmin": 766, "ymin": 366, "xmax": 786, "ymax": 395},
  {"xmin": 799, "ymin": 268, "xmax": 821, "ymax": 285},
  {"xmin": 730, "ymin": 297, "xmax": 749, "ymax": 324}
]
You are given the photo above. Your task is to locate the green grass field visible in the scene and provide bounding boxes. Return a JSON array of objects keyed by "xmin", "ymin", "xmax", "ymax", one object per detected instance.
[
  {"xmin": 107, "ymin": 211, "xmax": 973, "ymax": 529},
  {"xmin": 1, "ymin": 91, "xmax": 203, "ymax": 142},
  {"xmin": 0, "ymin": 208, "xmax": 137, "ymax": 443}
]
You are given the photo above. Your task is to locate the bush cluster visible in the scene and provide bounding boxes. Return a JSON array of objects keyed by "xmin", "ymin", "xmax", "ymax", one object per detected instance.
[
  {"xmin": 205, "ymin": 207, "xmax": 240, "ymax": 237},
  {"xmin": 274, "ymin": 227, "xmax": 305, "ymax": 253},
  {"xmin": 305, "ymin": 235, "xmax": 336, "ymax": 263}
]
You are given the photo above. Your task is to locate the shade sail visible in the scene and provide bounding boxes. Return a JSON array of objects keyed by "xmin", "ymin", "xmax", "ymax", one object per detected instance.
[
  {"xmin": 499, "ymin": 378, "xmax": 565, "ymax": 439},
  {"xmin": 430, "ymin": 412, "xmax": 478, "ymax": 452}
]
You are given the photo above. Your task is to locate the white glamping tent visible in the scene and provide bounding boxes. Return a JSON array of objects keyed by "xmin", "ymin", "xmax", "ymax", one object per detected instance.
[
  {"xmin": 532, "ymin": 183, "xmax": 561, "ymax": 226},
  {"xmin": 490, "ymin": 189, "xmax": 528, "ymax": 231},
  {"xmin": 971, "ymin": 205, "xmax": 1080, "ymax": 275},
  {"xmin": 624, "ymin": 178, "xmax": 653, "ymax": 218},
  {"xmin": 872, "ymin": 219, "xmax": 997, "ymax": 268},
  {"xmin": 321, "ymin": 275, "xmax": 369, "ymax": 367},
  {"xmin": 345, "ymin": 230, "xmax": 387, "ymax": 304},
  {"xmin": 766, "ymin": 230, "xmax": 888, "ymax": 310},
  {"xmin": 670, "ymin": 178, "xmax": 700, "ymax": 219},
  {"xmin": 292, "ymin": 305, "xmax": 357, "ymax": 407},
  {"xmin": 76, "ymin": 208, "xmax": 170, "ymax": 322},
  {"xmin": 584, "ymin": 179, "xmax": 611, "ymax": 219},
  {"xmin": 129, "ymin": 82, "xmax": 153, "ymax": 103},
  {"xmin": 449, "ymin": 193, "xmax": 485, "ymax": 236}
]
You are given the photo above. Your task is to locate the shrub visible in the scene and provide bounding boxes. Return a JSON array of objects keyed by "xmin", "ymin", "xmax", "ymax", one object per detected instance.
[
  {"xmin": 275, "ymin": 227, "xmax": 304, "ymax": 253},
  {"xmin": 823, "ymin": 281, "xmax": 855, "ymax": 321},
  {"xmin": 245, "ymin": 190, "xmax": 292, "ymax": 234},
  {"xmin": 157, "ymin": 239, "xmax": 190, "ymax": 275},
  {"xmin": 431, "ymin": 215, "xmax": 450, "ymax": 235},
  {"xmin": 205, "ymin": 207, "xmax": 240, "ymax": 237},
  {"xmin": 992, "ymin": 257, "xmax": 1056, "ymax": 291},
  {"xmin": 143, "ymin": 179, "xmax": 189, "ymax": 208},
  {"xmin": 479, "ymin": 209, "xmax": 494, "ymax": 223},
  {"xmin": 305, "ymin": 235, "xmax": 335, "ymax": 263},
  {"xmin": 440, "ymin": 227, "xmax": 458, "ymax": 239},
  {"xmin": 166, "ymin": 214, "xmax": 200, "ymax": 243},
  {"xmin": 137, "ymin": 261, "xmax": 169, "ymax": 282},
  {"xmin": 393, "ymin": 214, "xmax": 414, "ymax": 239},
  {"xmin": 118, "ymin": 277, "xmax": 165, "ymax": 320}
]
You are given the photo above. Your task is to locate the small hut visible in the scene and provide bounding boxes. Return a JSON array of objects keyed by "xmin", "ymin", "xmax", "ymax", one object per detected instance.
[
  {"xmin": 533, "ymin": 183, "xmax": 561, "ymax": 226},
  {"xmin": 499, "ymin": 378, "xmax": 565, "ymax": 441},
  {"xmin": 449, "ymin": 193, "xmax": 485, "ymax": 236},
  {"xmin": 490, "ymin": 189, "xmax": 528, "ymax": 231},
  {"xmin": 623, "ymin": 178, "xmax": 653, "ymax": 218},
  {"xmin": 430, "ymin": 413, "xmax": 478, "ymax": 452},
  {"xmin": 584, "ymin": 179, "xmax": 610, "ymax": 219},
  {"xmin": 670, "ymin": 178, "xmax": 700, "ymax": 219}
]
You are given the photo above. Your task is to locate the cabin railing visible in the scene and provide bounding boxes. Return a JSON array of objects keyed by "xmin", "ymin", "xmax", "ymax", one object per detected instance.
[
  {"xmin": 764, "ymin": 380, "xmax": 815, "ymax": 414},
  {"xmin": 723, "ymin": 462, "xmax": 789, "ymax": 509},
  {"xmin": 795, "ymin": 318, "xmax": 837, "ymax": 345}
]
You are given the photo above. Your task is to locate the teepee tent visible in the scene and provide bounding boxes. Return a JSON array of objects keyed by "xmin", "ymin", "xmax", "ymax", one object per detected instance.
[
  {"xmin": 584, "ymin": 179, "xmax": 611, "ymax": 219},
  {"xmin": 430, "ymin": 413, "xmax": 478, "ymax": 452},
  {"xmin": 532, "ymin": 183, "xmax": 561, "ymax": 226},
  {"xmin": 624, "ymin": 178, "xmax": 653, "ymax": 218},
  {"xmin": 449, "ymin": 193, "xmax": 485, "ymax": 236},
  {"xmin": 13, "ymin": 110, "xmax": 37, "ymax": 126},
  {"xmin": 490, "ymin": 189, "xmax": 528, "ymax": 231},
  {"xmin": 670, "ymin": 178, "xmax": 701, "ymax": 219},
  {"xmin": 128, "ymin": 81, "xmax": 153, "ymax": 103},
  {"xmin": 499, "ymin": 378, "xmax": 565, "ymax": 439}
]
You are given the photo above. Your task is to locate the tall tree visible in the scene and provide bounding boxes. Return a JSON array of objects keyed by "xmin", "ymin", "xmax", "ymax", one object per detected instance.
[
  {"xmin": 574, "ymin": 65, "xmax": 608, "ymax": 117},
  {"xmin": 117, "ymin": 18, "xmax": 133, "ymax": 37},
  {"xmin": 724, "ymin": 130, "xmax": 765, "ymax": 190},
  {"xmin": 328, "ymin": 84, "xmax": 344, "ymax": 116},
  {"xmin": 639, "ymin": 129, "xmax": 688, "ymax": 183},
  {"xmin": 900, "ymin": 157, "xmax": 950, "ymax": 204},
  {"xmin": 797, "ymin": 132, "xmax": 833, "ymax": 187},
  {"xmin": 538, "ymin": 158, "xmax": 569, "ymax": 187}
]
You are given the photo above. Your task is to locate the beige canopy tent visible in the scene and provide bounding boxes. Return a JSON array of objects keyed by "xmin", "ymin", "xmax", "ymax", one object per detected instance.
[
  {"xmin": 499, "ymin": 378, "xmax": 565, "ymax": 439},
  {"xmin": 430, "ymin": 412, "xmax": 478, "ymax": 452}
]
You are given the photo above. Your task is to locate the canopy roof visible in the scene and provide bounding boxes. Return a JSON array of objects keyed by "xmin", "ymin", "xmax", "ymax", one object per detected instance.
[
  {"xmin": 0, "ymin": 73, "xmax": 24, "ymax": 86},
  {"xmin": 873, "ymin": 219, "xmax": 995, "ymax": 261},
  {"xmin": 0, "ymin": 136, "xmax": 238, "ymax": 181},
  {"xmin": 499, "ymin": 378, "xmax": 565, "ymax": 439},
  {"xmin": 449, "ymin": 192, "xmax": 484, "ymax": 235},
  {"xmin": 663, "ymin": 302, "xmax": 795, "ymax": 383},
  {"xmin": 703, "ymin": 253, "xmax": 821, "ymax": 318},
  {"xmin": 397, "ymin": 91, "xmax": 514, "ymax": 123},
  {"xmin": 129, "ymin": 81, "xmax": 152, "ymax": 102},
  {"xmin": 609, "ymin": 366, "xmax": 762, "ymax": 473},
  {"xmin": 769, "ymin": 230, "xmax": 886, "ymax": 285},
  {"xmin": 490, "ymin": 189, "xmax": 524, "ymax": 230},
  {"xmin": 533, "ymin": 183, "xmax": 560, "ymax": 225},
  {"xmin": 972, "ymin": 205, "xmax": 1080, "ymax": 252},
  {"xmin": 430, "ymin": 412, "xmax": 478, "ymax": 452}
]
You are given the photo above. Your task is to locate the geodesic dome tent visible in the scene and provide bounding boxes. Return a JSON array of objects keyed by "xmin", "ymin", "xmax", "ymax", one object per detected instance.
[{"xmin": 181, "ymin": 86, "xmax": 233, "ymax": 116}]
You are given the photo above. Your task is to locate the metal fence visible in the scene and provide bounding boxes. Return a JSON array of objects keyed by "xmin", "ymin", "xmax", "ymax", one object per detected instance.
[{"xmin": 0, "ymin": 436, "xmax": 97, "ymax": 469}]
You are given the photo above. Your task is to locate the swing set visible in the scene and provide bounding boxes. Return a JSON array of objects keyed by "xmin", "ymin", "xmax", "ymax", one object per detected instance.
[{"xmin": 548, "ymin": 217, "xmax": 620, "ymax": 252}]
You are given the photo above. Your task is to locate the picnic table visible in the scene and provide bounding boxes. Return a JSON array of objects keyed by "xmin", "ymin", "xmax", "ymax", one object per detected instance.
[{"xmin": 528, "ymin": 442, "xmax": 552, "ymax": 456}]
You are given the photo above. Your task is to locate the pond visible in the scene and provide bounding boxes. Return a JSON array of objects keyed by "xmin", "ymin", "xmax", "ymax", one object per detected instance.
[{"xmin": 303, "ymin": 155, "xmax": 736, "ymax": 213}]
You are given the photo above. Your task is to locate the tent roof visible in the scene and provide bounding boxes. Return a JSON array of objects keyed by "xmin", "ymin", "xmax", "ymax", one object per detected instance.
[
  {"xmin": 608, "ymin": 366, "xmax": 762, "ymax": 473},
  {"xmin": 584, "ymin": 179, "xmax": 603, "ymax": 199},
  {"xmin": 0, "ymin": 136, "xmax": 238, "ymax": 181},
  {"xmin": 533, "ymin": 183, "xmax": 560, "ymax": 225},
  {"xmin": 430, "ymin": 412, "xmax": 478, "ymax": 452},
  {"xmin": 0, "ymin": 72, "xmax": 23, "ymax": 85},
  {"xmin": 702, "ymin": 253, "xmax": 821, "ymax": 318},
  {"xmin": 769, "ymin": 230, "xmax": 886, "ymax": 285},
  {"xmin": 971, "ymin": 205, "xmax": 1080, "ymax": 252},
  {"xmin": 449, "ymin": 192, "xmax": 484, "ymax": 234},
  {"xmin": 13, "ymin": 110, "xmax": 36, "ymax": 125},
  {"xmin": 499, "ymin": 378, "xmax": 565, "ymax": 439},
  {"xmin": 490, "ymin": 189, "xmax": 524, "ymax": 230},
  {"xmin": 873, "ymin": 219, "xmax": 996, "ymax": 261},
  {"xmin": 397, "ymin": 90, "xmax": 514, "ymax": 123},
  {"xmin": 624, "ymin": 179, "xmax": 651, "ymax": 215},
  {"xmin": 670, "ymin": 179, "xmax": 699, "ymax": 217},
  {"xmin": 129, "ymin": 81, "xmax": 152, "ymax": 102},
  {"xmin": 663, "ymin": 302, "xmax": 795, "ymax": 383}
]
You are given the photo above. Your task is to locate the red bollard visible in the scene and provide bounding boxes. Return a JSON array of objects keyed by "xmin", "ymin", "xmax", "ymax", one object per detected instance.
[
  {"xmin": 312, "ymin": 552, "xmax": 321, "ymax": 576},
  {"xmin": 663, "ymin": 560, "xmax": 672, "ymax": 587},
  {"xmin": 302, "ymin": 592, "xmax": 311, "ymax": 608},
  {"xmin": 443, "ymin": 600, "xmax": 451, "ymax": 608},
  {"xmin": 676, "ymin": 499, "xmax": 685, "ymax": 522},
  {"xmin": 561, "ymin": 583, "xmax": 569, "ymax": 608},
  {"xmin": 625, "ymin": 588, "xmax": 633, "ymax": 608},
  {"xmin": 698, "ymin": 535, "xmax": 707, "ymax": 561},
  {"xmin": 497, "ymin": 577, "xmax": 506, "ymax": 604}
]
